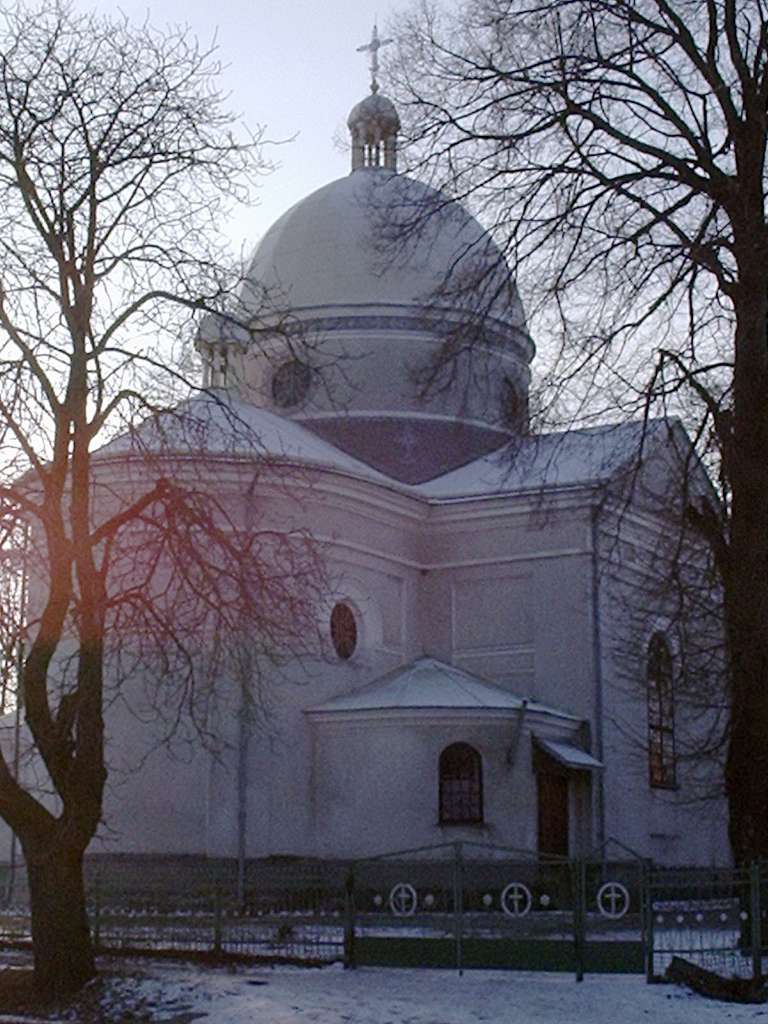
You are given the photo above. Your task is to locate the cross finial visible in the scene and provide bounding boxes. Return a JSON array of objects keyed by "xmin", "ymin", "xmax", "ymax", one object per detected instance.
[{"xmin": 356, "ymin": 23, "xmax": 393, "ymax": 94}]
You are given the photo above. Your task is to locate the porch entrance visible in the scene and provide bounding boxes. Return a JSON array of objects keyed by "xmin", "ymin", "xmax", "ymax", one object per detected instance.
[{"xmin": 538, "ymin": 773, "xmax": 569, "ymax": 857}]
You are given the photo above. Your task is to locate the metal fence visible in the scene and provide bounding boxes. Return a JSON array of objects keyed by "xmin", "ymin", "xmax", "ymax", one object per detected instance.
[
  {"xmin": 346, "ymin": 840, "xmax": 645, "ymax": 978},
  {"xmin": 90, "ymin": 891, "xmax": 346, "ymax": 963},
  {"xmin": 0, "ymin": 849, "xmax": 765, "ymax": 981},
  {"xmin": 646, "ymin": 862, "xmax": 767, "ymax": 981},
  {"xmin": 0, "ymin": 856, "xmax": 348, "ymax": 964}
]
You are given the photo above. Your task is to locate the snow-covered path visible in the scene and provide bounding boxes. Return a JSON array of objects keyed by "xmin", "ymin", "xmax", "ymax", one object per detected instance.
[{"xmin": 108, "ymin": 961, "xmax": 768, "ymax": 1023}]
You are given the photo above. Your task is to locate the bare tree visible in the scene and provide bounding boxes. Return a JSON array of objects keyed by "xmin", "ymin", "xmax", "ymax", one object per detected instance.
[
  {"xmin": 0, "ymin": 2, "xmax": 325, "ymax": 998},
  {"xmin": 385, "ymin": 0, "xmax": 768, "ymax": 863}
]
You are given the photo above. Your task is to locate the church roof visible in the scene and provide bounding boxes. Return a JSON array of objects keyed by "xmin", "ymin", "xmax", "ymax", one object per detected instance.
[
  {"xmin": 95, "ymin": 392, "xmax": 393, "ymax": 484},
  {"xmin": 306, "ymin": 656, "xmax": 577, "ymax": 718},
  {"xmin": 97, "ymin": 391, "xmax": 675, "ymax": 500},
  {"xmin": 534, "ymin": 736, "xmax": 603, "ymax": 771},
  {"xmin": 417, "ymin": 418, "xmax": 678, "ymax": 499}
]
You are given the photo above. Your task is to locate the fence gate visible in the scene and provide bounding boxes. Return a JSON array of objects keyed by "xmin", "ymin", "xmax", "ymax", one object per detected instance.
[{"xmin": 346, "ymin": 841, "xmax": 645, "ymax": 975}]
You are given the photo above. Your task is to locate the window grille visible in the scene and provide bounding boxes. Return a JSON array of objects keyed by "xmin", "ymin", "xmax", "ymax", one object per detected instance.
[
  {"xmin": 330, "ymin": 602, "xmax": 357, "ymax": 660},
  {"xmin": 439, "ymin": 742, "xmax": 483, "ymax": 824},
  {"xmin": 647, "ymin": 633, "xmax": 676, "ymax": 788}
]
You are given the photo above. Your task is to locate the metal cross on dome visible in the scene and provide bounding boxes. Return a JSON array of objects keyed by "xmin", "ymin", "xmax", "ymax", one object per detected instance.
[{"xmin": 357, "ymin": 23, "xmax": 393, "ymax": 93}]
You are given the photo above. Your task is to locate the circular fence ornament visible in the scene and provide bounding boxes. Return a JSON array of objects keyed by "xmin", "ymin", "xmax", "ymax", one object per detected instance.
[
  {"xmin": 500, "ymin": 882, "xmax": 533, "ymax": 918},
  {"xmin": 596, "ymin": 882, "xmax": 630, "ymax": 920},
  {"xmin": 388, "ymin": 882, "xmax": 418, "ymax": 917}
]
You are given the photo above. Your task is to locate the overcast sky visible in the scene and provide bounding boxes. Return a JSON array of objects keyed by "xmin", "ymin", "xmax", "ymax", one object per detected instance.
[{"xmin": 78, "ymin": 0, "xmax": 399, "ymax": 253}]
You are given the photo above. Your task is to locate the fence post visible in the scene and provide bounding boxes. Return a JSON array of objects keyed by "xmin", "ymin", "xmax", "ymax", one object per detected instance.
[
  {"xmin": 572, "ymin": 859, "xmax": 586, "ymax": 983},
  {"xmin": 453, "ymin": 842, "xmax": 464, "ymax": 976},
  {"xmin": 91, "ymin": 873, "xmax": 101, "ymax": 953},
  {"xmin": 344, "ymin": 864, "xmax": 356, "ymax": 969},
  {"xmin": 644, "ymin": 861, "xmax": 655, "ymax": 984},
  {"xmin": 213, "ymin": 885, "xmax": 223, "ymax": 956},
  {"xmin": 750, "ymin": 861, "xmax": 762, "ymax": 983}
]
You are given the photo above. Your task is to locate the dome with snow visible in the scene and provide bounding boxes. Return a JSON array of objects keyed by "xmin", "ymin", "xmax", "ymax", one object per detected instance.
[
  {"xmin": 243, "ymin": 169, "xmax": 528, "ymax": 331},
  {"xmin": 197, "ymin": 86, "xmax": 534, "ymax": 484}
]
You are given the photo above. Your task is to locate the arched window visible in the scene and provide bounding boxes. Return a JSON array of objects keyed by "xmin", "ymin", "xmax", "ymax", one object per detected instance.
[
  {"xmin": 647, "ymin": 633, "xmax": 676, "ymax": 788},
  {"xmin": 439, "ymin": 743, "xmax": 483, "ymax": 824}
]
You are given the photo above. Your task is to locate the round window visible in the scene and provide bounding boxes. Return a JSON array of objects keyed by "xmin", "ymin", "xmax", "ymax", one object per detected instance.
[
  {"xmin": 271, "ymin": 359, "xmax": 311, "ymax": 408},
  {"xmin": 330, "ymin": 602, "xmax": 357, "ymax": 660}
]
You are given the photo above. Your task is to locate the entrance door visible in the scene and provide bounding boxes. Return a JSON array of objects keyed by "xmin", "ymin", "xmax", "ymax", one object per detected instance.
[{"xmin": 538, "ymin": 773, "xmax": 569, "ymax": 857}]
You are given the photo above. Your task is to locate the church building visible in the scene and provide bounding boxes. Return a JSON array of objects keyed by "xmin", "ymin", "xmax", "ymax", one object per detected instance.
[{"xmin": 83, "ymin": 51, "xmax": 730, "ymax": 869}]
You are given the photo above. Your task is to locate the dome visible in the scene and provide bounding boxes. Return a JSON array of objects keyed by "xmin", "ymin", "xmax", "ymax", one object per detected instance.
[
  {"xmin": 201, "ymin": 86, "xmax": 534, "ymax": 484},
  {"xmin": 243, "ymin": 169, "xmax": 527, "ymax": 332},
  {"xmin": 347, "ymin": 92, "xmax": 400, "ymax": 135}
]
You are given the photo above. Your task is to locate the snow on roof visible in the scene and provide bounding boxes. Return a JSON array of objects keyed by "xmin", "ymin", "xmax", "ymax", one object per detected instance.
[
  {"xmin": 96, "ymin": 391, "xmax": 677, "ymax": 502},
  {"xmin": 95, "ymin": 392, "xmax": 393, "ymax": 484},
  {"xmin": 416, "ymin": 418, "xmax": 676, "ymax": 500},
  {"xmin": 534, "ymin": 736, "xmax": 603, "ymax": 771},
  {"xmin": 243, "ymin": 170, "xmax": 526, "ymax": 330},
  {"xmin": 306, "ymin": 656, "xmax": 576, "ymax": 718}
]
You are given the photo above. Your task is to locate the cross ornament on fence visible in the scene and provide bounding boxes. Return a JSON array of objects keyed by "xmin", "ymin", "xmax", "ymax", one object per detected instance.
[
  {"xmin": 596, "ymin": 881, "xmax": 630, "ymax": 920},
  {"xmin": 500, "ymin": 882, "xmax": 533, "ymax": 918}
]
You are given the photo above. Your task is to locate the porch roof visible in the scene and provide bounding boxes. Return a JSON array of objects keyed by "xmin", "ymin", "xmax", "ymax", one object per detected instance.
[
  {"xmin": 534, "ymin": 736, "xmax": 603, "ymax": 771},
  {"xmin": 306, "ymin": 656, "xmax": 577, "ymax": 720}
]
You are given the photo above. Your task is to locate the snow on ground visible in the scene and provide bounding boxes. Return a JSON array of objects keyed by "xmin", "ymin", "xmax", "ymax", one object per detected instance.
[{"xmin": 78, "ymin": 960, "xmax": 768, "ymax": 1024}]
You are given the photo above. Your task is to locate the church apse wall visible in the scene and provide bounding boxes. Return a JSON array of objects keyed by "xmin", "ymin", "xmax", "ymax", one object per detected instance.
[{"xmin": 309, "ymin": 714, "xmax": 544, "ymax": 857}]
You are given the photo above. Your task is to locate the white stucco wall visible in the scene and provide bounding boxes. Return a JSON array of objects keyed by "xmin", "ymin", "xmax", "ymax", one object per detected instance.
[{"xmin": 6, "ymin": 425, "xmax": 727, "ymax": 871}]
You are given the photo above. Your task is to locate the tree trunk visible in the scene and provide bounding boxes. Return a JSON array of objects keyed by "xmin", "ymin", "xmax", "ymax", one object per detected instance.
[
  {"xmin": 24, "ymin": 840, "xmax": 95, "ymax": 998},
  {"xmin": 723, "ymin": 243, "xmax": 768, "ymax": 865},
  {"xmin": 725, "ymin": 638, "xmax": 768, "ymax": 864}
]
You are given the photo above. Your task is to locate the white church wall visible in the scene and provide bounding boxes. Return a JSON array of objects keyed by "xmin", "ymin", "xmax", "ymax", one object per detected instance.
[
  {"xmin": 594, "ymin": 501, "xmax": 730, "ymax": 866},
  {"xmin": 307, "ymin": 714, "xmax": 542, "ymax": 857},
  {"xmin": 423, "ymin": 497, "xmax": 590, "ymax": 565},
  {"xmin": 90, "ymin": 460, "xmax": 427, "ymax": 861},
  {"xmin": 207, "ymin": 500, "xmax": 423, "ymax": 859},
  {"xmin": 421, "ymin": 496, "xmax": 597, "ymax": 716},
  {"xmin": 530, "ymin": 548, "xmax": 595, "ymax": 719},
  {"xmin": 15, "ymin": 414, "xmax": 725, "ymax": 869},
  {"xmin": 95, "ymin": 674, "xmax": 218, "ymax": 855},
  {"xmin": 9, "ymin": 465, "xmax": 729, "ymax": 869}
]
